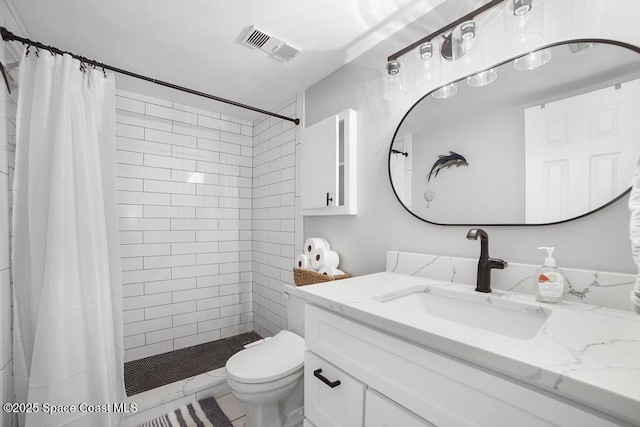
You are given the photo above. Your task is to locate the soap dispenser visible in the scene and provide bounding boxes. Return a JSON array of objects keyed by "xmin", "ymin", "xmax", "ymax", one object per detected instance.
[{"xmin": 534, "ymin": 247, "xmax": 566, "ymax": 303}]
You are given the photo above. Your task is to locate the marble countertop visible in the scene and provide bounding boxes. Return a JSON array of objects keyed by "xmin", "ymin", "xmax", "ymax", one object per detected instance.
[{"xmin": 289, "ymin": 271, "xmax": 640, "ymax": 425}]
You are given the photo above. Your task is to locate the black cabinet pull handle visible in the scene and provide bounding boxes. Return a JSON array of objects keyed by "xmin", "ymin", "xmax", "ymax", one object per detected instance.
[
  {"xmin": 326, "ymin": 192, "xmax": 333, "ymax": 207},
  {"xmin": 313, "ymin": 368, "xmax": 341, "ymax": 388}
]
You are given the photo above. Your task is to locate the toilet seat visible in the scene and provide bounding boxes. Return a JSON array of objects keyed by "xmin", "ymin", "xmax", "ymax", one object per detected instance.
[{"xmin": 226, "ymin": 330, "xmax": 305, "ymax": 384}]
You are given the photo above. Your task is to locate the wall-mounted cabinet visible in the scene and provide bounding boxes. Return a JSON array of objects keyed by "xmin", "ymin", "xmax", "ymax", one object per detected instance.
[{"xmin": 301, "ymin": 109, "xmax": 357, "ymax": 216}]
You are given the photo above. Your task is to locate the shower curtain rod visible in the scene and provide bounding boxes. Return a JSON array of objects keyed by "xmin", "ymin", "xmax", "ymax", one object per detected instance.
[{"xmin": 0, "ymin": 27, "xmax": 300, "ymax": 125}]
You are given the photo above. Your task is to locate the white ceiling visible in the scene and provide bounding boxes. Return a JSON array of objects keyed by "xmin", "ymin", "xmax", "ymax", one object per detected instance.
[{"xmin": 10, "ymin": 0, "xmax": 450, "ymax": 121}]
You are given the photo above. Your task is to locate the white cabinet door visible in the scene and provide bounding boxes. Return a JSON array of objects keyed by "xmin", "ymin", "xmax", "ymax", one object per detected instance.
[
  {"xmin": 365, "ymin": 389, "xmax": 435, "ymax": 427},
  {"xmin": 301, "ymin": 109, "xmax": 357, "ymax": 216},
  {"xmin": 304, "ymin": 350, "xmax": 365, "ymax": 427},
  {"xmin": 301, "ymin": 115, "xmax": 339, "ymax": 210}
]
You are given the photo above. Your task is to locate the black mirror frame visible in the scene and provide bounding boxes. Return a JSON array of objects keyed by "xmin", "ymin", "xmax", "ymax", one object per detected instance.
[{"xmin": 388, "ymin": 38, "xmax": 640, "ymax": 226}]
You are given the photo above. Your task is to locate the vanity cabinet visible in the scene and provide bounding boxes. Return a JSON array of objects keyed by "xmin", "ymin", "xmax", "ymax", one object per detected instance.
[
  {"xmin": 304, "ymin": 304, "xmax": 628, "ymax": 427},
  {"xmin": 301, "ymin": 109, "xmax": 357, "ymax": 216},
  {"xmin": 304, "ymin": 351, "xmax": 364, "ymax": 427},
  {"xmin": 365, "ymin": 389, "xmax": 434, "ymax": 427}
]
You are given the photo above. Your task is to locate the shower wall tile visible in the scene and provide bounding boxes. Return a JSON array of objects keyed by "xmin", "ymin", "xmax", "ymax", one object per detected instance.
[
  {"xmin": 145, "ymin": 104, "xmax": 198, "ymax": 125},
  {"xmin": 116, "ymin": 89, "xmax": 173, "ymax": 108},
  {"xmin": 124, "ymin": 317, "xmax": 173, "ymax": 337},
  {"xmin": 1, "ymin": 3, "xmax": 22, "ymax": 422},
  {"xmin": 252, "ymin": 96, "xmax": 300, "ymax": 337},
  {"xmin": 124, "ymin": 309, "xmax": 145, "ymax": 324},
  {"xmin": 116, "ymin": 96, "xmax": 146, "ymax": 114},
  {"xmin": 173, "ymin": 102, "xmax": 221, "ymax": 118},
  {"xmin": 174, "ymin": 331, "xmax": 221, "ymax": 350},
  {"xmin": 125, "ymin": 341, "xmax": 174, "ymax": 363},
  {"xmin": 118, "ymin": 111, "xmax": 173, "ymax": 132},
  {"xmin": 116, "ymin": 90, "xmax": 253, "ymax": 361}
]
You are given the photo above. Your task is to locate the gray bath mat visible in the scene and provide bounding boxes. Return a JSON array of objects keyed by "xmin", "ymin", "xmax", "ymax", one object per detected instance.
[{"xmin": 138, "ymin": 397, "xmax": 233, "ymax": 427}]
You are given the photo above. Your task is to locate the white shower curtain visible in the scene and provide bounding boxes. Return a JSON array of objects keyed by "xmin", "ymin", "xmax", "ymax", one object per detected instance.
[{"xmin": 12, "ymin": 50, "xmax": 124, "ymax": 426}]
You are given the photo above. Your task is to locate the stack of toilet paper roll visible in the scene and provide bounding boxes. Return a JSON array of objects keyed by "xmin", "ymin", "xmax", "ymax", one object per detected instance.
[{"xmin": 295, "ymin": 238, "xmax": 344, "ymax": 276}]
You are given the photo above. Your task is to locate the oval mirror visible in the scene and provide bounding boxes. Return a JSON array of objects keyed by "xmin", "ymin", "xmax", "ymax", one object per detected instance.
[{"xmin": 389, "ymin": 40, "xmax": 640, "ymax": 225}]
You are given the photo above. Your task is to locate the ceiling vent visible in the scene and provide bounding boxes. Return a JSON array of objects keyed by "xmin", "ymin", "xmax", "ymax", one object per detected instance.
[{"xmin": 242, "ymin": 26, "xmax": 300, "ymax": 62}]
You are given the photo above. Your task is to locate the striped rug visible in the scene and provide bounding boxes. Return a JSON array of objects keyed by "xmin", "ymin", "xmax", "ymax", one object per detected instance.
[{"xmin": 139, "ymin": 397, "xmax": 233, "ymax": 427}]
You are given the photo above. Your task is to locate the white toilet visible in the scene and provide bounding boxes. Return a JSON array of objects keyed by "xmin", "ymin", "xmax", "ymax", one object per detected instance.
[{"xmin": 225, "ymin": 285, "xmax": 306, "ymax": 427}]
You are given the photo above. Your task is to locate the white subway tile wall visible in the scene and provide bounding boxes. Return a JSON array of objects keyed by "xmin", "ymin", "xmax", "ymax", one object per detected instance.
[
  {"xmin": 116, "ymin": 89, "xmax": 256, "ymax": 361},
  {"xmin": 0, "ymin": 2, "xmax": 19, "ymax": 423},
  {"xmin": 252, "ymin": 97, "xmax": 299, "ymax": 336},
  {"xmin": 3, "ymin": 74, "xmax": 299, "ymax": 381}
]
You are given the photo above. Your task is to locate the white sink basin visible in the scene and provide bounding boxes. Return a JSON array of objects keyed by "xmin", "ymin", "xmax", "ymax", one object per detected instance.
[{"xmin": 372, "ymin": 285, "xmax": 551, "ymax": 340}]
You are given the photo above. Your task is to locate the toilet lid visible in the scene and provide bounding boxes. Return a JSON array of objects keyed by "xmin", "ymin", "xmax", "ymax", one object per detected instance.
[{"xmin": 226, "ymin": 330, "xmax": 305, "ymax": 384}]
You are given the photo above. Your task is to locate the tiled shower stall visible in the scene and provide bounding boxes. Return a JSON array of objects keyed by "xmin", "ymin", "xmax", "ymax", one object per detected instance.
[
  {"xmin": 115, "ymin": 89, "xmax": 302, "ymax": 362},
  {"xmin": 0, "ymin": 2, "xmax": 303, "ymax": 415}
]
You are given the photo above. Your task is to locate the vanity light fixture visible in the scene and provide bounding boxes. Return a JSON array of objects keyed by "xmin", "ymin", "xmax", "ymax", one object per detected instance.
[
  {"xmin": 467, "ymin": 68, "xmax": 498, "ymax": 87},
  {"xmin": 384, "ymin": 0, "xmax": 545, "ymax": 99},
  {"xmin": 432, "ymin": 83, "xmax": 458, "ymax": 99},
  {"xmin": 513, "ymin": 48, "xmax": 551, "ymax": 70},
  {"xmin": 503, "ymin": 0, "xmax": 544, "ymax": 55},
  {"xmin": 383, "ymin": 0, "xmax": 503, "ymax": 100}
]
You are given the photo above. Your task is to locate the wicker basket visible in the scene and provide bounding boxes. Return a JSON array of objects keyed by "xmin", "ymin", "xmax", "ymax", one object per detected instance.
[{"xmin": 293, "ymin": 268, "xmax": 350, "ymax": 286}]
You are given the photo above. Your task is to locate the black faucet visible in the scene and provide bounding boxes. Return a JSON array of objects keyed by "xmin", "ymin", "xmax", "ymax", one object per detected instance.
[{"xmin": 466, "ymin": 229, "xmax": 508, "ymax": 293}]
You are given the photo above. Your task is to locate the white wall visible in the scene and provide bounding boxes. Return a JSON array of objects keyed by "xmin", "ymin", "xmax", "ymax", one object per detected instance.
[
  {"xmin": 410, "ymin": 106, "xmax": 524, "ymax": 223},
  {"xmin": 115, "ymin": 89, "xmax": 255, "ymax": 362},
  {"xmin": 304, "ymin": 0, "xmax": 640, "ymax": 282}
]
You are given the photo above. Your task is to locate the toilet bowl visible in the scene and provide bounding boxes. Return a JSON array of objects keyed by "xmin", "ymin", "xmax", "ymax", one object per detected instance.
[{"xmin": 225, "ymin": 286, "xmax": 306, "ymax": 427}]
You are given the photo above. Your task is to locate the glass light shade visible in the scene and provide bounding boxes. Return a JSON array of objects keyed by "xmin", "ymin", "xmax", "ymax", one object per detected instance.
[
  {"xmin": 452, "ymin": 20, "xmax": 485, "ymax": 72},
  {"xmin": 514, "ymin": 49, "xmax": 551, "ymax": 70},
  {"xmin": 467, "ymin": 68, "xmax": 498, "ymax": 86},
  {"xmin": 432, "ymin": 83, "xmax": 457, "ymax": 99},
  {"xmin": 414, "ymin": 41, "xmax": 442, "ymax": 87},
  {"xmin": 383, "ymin": 60, "xmax": 405, "ymax": 100},
  {"xmin": 504, "ymin": 0, "xmax": 544, "ymax": 55}
]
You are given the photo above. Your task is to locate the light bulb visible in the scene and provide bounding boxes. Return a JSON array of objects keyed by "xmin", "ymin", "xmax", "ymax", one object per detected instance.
[
  {"xmin": 513, "ymin": 49, "xmax": 551, "ymax": 70},
  {"xmin": 467, "ymin": 69, "xmax": 498, "ymax": 86},
  {"xmin": 419, "ymin": 43, "xmax": 434, "ymax": 59},
  {"xmin": 462, "ymin": 38, "xmax": 473, "ymax": 53},
  {"xmin": 513, "ymin": 0, "xmax": 533, "ymax": 16},
  {"xmin": 432, "ymin": 83, "xmax": 458, "ymax": 99}
]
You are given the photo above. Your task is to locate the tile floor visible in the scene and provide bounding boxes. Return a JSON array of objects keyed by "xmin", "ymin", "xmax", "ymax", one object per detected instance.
[
  {"xmin": 125, "ymin": 331, "xmax": 262, "ymax": 396},
  {"xmin": 216, "ymin": 392, "xmax": 245, "ymax": 427}
]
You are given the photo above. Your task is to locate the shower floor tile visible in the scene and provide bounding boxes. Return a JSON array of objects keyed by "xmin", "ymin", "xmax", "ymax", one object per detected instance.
[{"xmin": 124, "ymin": 331, "xmax": 262, "ymax": 396}]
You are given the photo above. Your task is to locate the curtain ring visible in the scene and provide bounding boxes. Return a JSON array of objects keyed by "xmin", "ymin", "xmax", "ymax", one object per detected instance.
[{"xmin": 25, "ymin": 45, "xmax": 30, "ymax": 57}]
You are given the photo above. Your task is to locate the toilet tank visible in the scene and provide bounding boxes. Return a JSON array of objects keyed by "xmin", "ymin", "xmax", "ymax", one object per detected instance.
[{"xmin": 284, "ymin": 284, "xmax": 306, "ymax": 337}]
